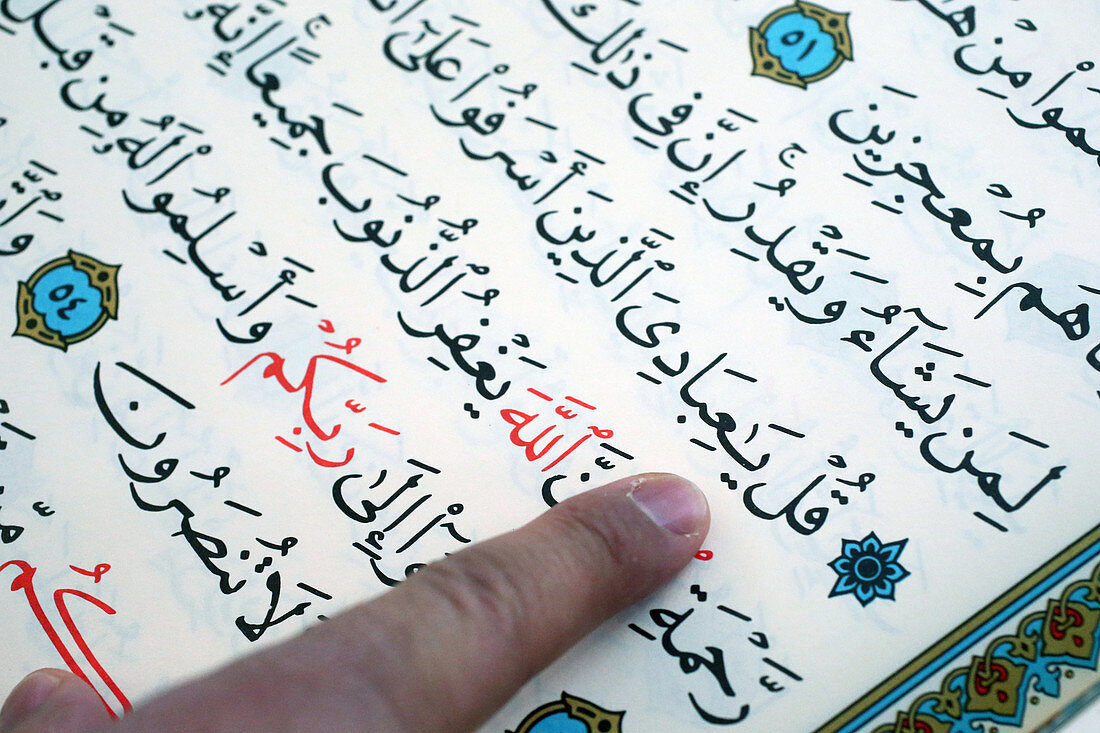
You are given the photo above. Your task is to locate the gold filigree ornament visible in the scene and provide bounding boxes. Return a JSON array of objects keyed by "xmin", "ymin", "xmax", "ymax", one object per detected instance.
[
  {"xmin": 750, "ymin": 2, "xmax": 853, "ymax": 89},
  {"xmin": 14, "ymin": 250, "xmax": 120, "ymax": 351},
  {"xmin": 509, "ymin": 692, "xmax": 625, "ymax": 733}
]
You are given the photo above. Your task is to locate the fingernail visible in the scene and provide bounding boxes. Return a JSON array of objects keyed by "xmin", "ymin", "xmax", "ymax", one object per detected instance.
[
  {"xmin": 629, "ymin": 473, "xmax": 708, "ymax": 536},
  {"xmin": 0, "ymin": 669, "xmax": 64, "ymax": 729}
]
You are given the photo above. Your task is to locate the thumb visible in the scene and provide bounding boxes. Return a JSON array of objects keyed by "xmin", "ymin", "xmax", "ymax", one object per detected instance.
[
  {"xmin": 108, "ymin": 472, "xmax": 710, "ymax": 732},
  {"xmin": 0, "ymin": 669, "xmax": 113, "ymax": 733}
]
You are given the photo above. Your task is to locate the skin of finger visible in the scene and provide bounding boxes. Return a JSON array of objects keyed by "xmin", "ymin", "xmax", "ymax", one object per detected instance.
[
  {"xmin": 0, "ymin": 670, "xmax": 111, "ymax": 733},
  {"xmin": 98, "ymin": 473, "xmax": 708, "ymax": 733},
  {"xmin": 0, "ymin": 669, "xmax": 63, "ymax": 730}
]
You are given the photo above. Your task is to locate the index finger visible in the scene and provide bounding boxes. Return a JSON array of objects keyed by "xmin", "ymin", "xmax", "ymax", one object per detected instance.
[{"xmin": 104, "ymin": 473, "xmax": 708, "ymax": 732}]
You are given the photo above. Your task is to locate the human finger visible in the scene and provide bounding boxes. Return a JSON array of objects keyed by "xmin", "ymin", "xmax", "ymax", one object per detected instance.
[
  {"xmin": 0, "ymin": 669, "xmax": 112, "ymax": 733},
  {"xmin": 36, "ymin": 472, "xmax": 707, "ymax": 732}
]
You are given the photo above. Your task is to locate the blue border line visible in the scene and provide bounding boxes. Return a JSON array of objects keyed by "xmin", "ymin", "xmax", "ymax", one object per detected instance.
[{"xmin": 840, "ymin": 535, "xmax": 1100, "ymax": 732}]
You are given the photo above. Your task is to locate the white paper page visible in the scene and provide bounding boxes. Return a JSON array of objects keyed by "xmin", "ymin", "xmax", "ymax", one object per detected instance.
[{"xmin": 1, "ymin": 1, "xmax": 1098, "ymax": 731}]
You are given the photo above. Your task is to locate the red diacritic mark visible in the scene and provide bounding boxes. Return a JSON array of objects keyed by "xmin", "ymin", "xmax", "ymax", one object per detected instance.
[
  {"xmin": 221, "ymin": 352, "xmax": 385, "ymax": 441},
  {"xmin": 1, "ymin": 560, "xmax": 131, "ymax": 718},
  {"xmin": 69, "ymin": 563, "xmax": 111, "ymax": 583}
]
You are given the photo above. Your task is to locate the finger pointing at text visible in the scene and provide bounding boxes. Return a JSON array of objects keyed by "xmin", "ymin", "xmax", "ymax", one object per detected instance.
[{"xmin": 1, "ymin": 473, "xmax": 709, "ymax": 733}]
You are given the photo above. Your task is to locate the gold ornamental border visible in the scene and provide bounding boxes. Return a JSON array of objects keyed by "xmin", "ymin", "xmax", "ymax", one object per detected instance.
[{"xmin": 818, "ymin": 522, "xmax": 1100, "ymax": 732}]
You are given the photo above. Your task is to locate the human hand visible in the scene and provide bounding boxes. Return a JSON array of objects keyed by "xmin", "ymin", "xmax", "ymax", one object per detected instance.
[{"xmin": 0, "ymin": 473, "xmax": 709, "ymax": 732}]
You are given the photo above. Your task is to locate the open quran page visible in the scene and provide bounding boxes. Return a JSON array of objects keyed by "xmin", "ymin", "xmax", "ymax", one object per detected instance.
[{"xmin": 2, "ymin": 1, "xmax": 1099, "ymax": 731}]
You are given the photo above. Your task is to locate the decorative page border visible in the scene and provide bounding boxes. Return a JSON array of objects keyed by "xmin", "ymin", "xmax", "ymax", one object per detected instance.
[{"xmin": 820, "ymin": 523, "xmax": 1100, "ymax": 732}]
